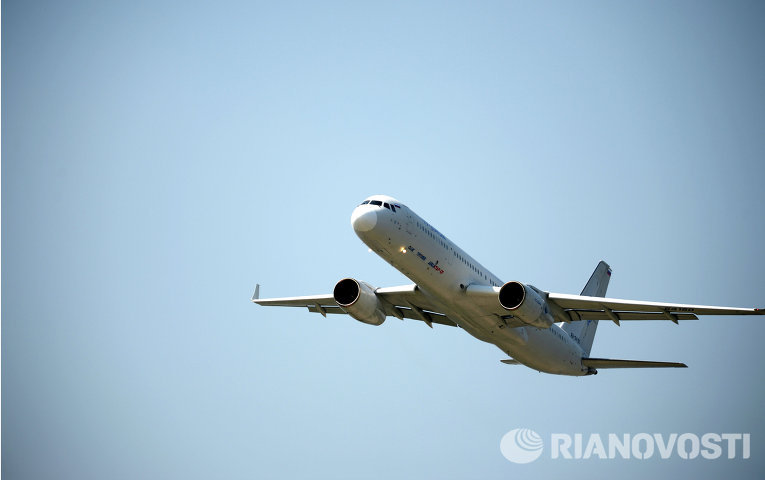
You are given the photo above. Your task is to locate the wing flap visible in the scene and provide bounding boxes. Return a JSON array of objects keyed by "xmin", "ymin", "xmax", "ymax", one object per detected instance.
[
  {"xmin": 565, "ymin": 311, "xmax": 698, "ymax": 321},
  {"xmin": 395, "ymin": 308, "xmax": 457, "ymax": 327},
  {"xmin": 582, "ymin": 358, "xmax": 688, "ymax": 369},
  {"xmin": 254, "ymin": 293, "xmax": 336, "ymax": 308}
]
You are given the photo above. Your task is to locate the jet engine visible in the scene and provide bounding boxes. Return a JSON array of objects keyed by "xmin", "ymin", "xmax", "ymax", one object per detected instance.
[
  {"xmin": 333, "ymin": 278, "xmax": 386, "ymax": 326},
  {"xmin": 498, "ymin": 281, "xmax": 555, "ymax": 329}
]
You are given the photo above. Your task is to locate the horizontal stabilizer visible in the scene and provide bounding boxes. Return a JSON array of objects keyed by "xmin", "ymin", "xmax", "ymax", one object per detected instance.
[
  {"xmin": 582, "ymin": 358, "xmax": 687, "ymax": 369},
  {"xmin": 500, "ymin": 359, "xmax": 521, "ymax": 365}
]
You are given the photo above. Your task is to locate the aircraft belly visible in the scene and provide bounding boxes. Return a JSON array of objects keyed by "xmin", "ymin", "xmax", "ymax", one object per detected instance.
[
  {"xmin": 366, "ymin": 213, "xmax": 588, "ymax": 376},
  {"xmin": 498, "ymin": 329, "xmax": 587, "ymax": 376}
]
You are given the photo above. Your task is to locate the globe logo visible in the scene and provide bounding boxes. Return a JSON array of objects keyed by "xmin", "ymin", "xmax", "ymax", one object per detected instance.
[{"xmin": 500, "ymin": 428, "xmax": 544, "ymax": 464}]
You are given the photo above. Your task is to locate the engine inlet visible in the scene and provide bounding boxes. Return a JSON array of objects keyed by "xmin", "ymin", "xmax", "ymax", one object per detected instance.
[
  {"xmin": 334, "ymin": 278, "xmax": 361, "ymax": 306},
  {"xmin": 499, "ymin": 281, "xmax": 526, "ymax": 310}
]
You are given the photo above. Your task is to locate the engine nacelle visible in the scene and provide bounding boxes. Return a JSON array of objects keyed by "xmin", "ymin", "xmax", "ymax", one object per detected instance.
[
  {"xmin": 498, "ymin": 281, "xmax": 554, "ymax": 329},
  {"xmin": 333, "ymin": 278, "xmax": 386, "ymax": 326}
]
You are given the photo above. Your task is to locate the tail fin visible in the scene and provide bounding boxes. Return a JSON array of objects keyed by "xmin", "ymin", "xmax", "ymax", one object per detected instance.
[{"xmin": 561, "ymin": 261, "xmax": 611, "ymax": 356}]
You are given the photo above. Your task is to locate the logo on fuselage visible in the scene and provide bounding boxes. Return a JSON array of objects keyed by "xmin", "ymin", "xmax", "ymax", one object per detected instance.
[{"xmin": 408, "ymin": 245, "xmax": 446, "ymax": 275}]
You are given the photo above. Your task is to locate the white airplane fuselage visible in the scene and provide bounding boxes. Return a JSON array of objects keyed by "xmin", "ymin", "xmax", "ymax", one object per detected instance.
[{"xmin": 351, "ymin": 196, "xmax": 590, "ymax": 376}]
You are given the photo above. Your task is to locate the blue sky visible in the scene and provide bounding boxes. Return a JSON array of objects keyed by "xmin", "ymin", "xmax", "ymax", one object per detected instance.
[{"xmin": 3, "ymin": 1, "xmax": 765, "ymax": 478}]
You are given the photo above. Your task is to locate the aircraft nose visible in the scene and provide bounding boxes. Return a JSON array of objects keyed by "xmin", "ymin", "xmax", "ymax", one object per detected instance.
[{"xmin": 351, "ymin": 207, "xmax": 377, "ymax": 232}]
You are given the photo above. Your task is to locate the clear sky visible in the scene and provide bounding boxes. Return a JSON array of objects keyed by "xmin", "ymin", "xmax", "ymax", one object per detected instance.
[{"xmin": 3, "ymin": 1, "xmax": 765, "ymax": 479}]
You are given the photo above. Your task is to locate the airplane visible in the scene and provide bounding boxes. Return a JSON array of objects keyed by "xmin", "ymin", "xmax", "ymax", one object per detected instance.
[{"xmin": 252, "ymin": 195, "xmax": 764, "ymax": 376}]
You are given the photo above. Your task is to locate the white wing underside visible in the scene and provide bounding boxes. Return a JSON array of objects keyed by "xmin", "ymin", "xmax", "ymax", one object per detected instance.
[
  {"xmin": 547, "ymin": 293, "xmax": 763, "ymax": 323},
  {"xmin": 253, "ymin": 284, "xmax": 458, "ymax": 327},
  {"xmin": 253, "ymin": 283, "xmax": 763, "ymax": 327}
]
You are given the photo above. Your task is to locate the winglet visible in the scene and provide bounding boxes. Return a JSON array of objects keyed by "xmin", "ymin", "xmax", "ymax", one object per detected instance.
[{"xmin": 252, "ymin": 284, "xmax": 260, "ymax": 302}]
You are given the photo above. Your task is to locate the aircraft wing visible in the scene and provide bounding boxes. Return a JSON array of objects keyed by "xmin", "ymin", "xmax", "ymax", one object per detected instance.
[
  {"xmin": 252, "ymin": 284, "xmax": 458, "ymax": 328},
  {"xmin": 547, "ymin": 293, "xmax": 764, "ymax": 324}
]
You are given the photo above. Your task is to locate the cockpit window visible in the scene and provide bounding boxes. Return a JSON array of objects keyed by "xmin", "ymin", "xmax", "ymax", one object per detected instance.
[
  {"xmin": 370, "ymin": 200, "xmax": 382, "ymax": 206},
  {"xmin": 383, "ymin": 202, "xmax": 391, "ymax": 210},
  {"xmin": 360, "ymin": 200, "xmax": 370, "ymax": 205}
]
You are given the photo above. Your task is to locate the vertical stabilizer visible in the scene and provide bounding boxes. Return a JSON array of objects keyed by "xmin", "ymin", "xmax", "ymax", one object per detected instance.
[{"xmin": 562, "ymin": 261, "xmax": 611, "ymax": 356}]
